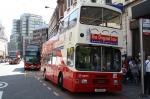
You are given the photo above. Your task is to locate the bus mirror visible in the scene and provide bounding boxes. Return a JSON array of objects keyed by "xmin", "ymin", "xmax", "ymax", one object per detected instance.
[{"xmin": 59, "ymin": 21, "xmax": 64, "ymax": 26}]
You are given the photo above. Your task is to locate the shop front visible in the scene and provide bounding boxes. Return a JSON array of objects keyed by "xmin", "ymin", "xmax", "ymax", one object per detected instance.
[{"xmin": 131, "ymin": 0, "xmax": 150, "ymax": 59}]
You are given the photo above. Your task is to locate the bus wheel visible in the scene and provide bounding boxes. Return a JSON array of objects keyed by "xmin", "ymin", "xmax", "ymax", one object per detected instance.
[
  {"xmin": 43, "ymin": 71, "xmax": 47, "ymax": 81},
  {"xmin": 58, "ymin": 74, "xmax": 63, "ymax": 89},
  {"xmin": 24, "ymin": 68, "xmax": 27, "ymax": 71}
]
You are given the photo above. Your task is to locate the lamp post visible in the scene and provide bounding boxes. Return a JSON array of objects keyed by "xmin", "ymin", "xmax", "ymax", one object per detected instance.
[{"xmin": 139, "ymin": 18, "xmax": 144, "ymax": 95}]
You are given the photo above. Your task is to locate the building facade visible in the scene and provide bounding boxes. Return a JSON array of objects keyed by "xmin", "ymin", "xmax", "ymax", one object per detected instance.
[
  {"xmin": 0, "ymin": 22, "xmax": 8, "ymax": 58},
  {"xmin": 20, "ymin": 13, "xmax": 44, "ymax": 56},
  {"xmin": 8, "ymin": 13, "xmax": 45, "ymax": 57},
  {"xmin": 8, "ymin": 19, "xmax": 21, "ymax": 57},
  {"xmin": 122, "ymin": 0, "xmax": 150, "ymax": 59},
  {"xmin": 32, "ymin": 25, "xmax": 48, "ymax": 51},
  {"xmin": 125, "ymin": 0, "xmax": 150, "ymax": 58}
]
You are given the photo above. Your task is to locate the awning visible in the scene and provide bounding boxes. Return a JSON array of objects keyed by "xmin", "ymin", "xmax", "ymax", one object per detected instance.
[{"xmin": 132, "ymin": 0, "xmax": 150, "ymax": 19}]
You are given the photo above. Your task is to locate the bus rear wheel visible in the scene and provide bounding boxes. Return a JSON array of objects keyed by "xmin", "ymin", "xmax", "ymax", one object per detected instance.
[{"xmin": 58, "ymin": 74, "xmax": 63, "ymax": 89}]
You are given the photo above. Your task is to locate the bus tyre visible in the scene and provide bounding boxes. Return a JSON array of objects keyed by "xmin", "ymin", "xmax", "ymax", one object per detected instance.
[
  {"xmin": 24, "ymin": 68, "xmax": 27, "ymax": 71},
  {"xmin": 43, "ymin": 71, "xmax": 47, "ymax": 81},
  {"xmin": 58, "ymin": 74, "xmax": 63, "ymax": 89}
]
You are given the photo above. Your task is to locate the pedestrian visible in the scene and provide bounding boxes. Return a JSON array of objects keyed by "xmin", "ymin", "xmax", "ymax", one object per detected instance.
[
  {"xmin": 122, "ymin": 65, "xmax": 127, "ymax": 84},
  {"xmin": 137, "ymin": 59, "xmax": 141, "ymax": 82},
  {"xmin": 129, "ymin": 59, "xmax": 139, "ymax": 84},
  {"xmin": 126, "ymin": 58, "xmax": 132, "ymax": 81},
  {"xmin": 122, "ymin": 55, "xmax": 129, "ymax": 71},
  {"xmin": 144, "ymin": 56, "xmax": 150, "ymax": 94}
]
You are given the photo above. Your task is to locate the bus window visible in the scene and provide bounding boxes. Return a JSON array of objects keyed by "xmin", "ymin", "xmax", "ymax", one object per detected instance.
[
  {"xmin": 52, "ymin": 52, "xmax": 57, "ymax": 65},
  {"xmin": 75, "ymin": 46, "xmax": 101, "ymax": 71},
  {"xmin": 67, "ymin": 47, "xmax": 74, "ymax": 67},
  {"xmin": 52, "ymin": 57, "xmax": 57, "ymax": 65},
  {"xmin": 56, "ymin": 57, "xmax": 62, "ymax": 65},
  {"xmin": 75, "ymin": 45, "xmax": 121, "ymax": 72},
  {"xmin": 80, "ymin": 6, "xmax": 121, "ymax": 29},
  {"xmin": 69, "ymin": 9, "xmax": 78, "ymax": 29},
  {"xmin": 48, "ymin": 53, "xmax": 52, "ymax": 64},
  {"xmin": 103, "ymin": 8, "xmax": 121, "ymax": 29},
  {"xmin": 80, "ymin": 6, "xmax": 103, "ymax": 26},
  {"xmin": 58, "ymin": 21, "xmax": 64, "ymax": 34},
  {"xmin": 102, "ymin": 47, "xmax": 121, "ymax": 72},
  {"xmin": 64, "ymin": 16, "xmax": 69, "ymax": 32}
]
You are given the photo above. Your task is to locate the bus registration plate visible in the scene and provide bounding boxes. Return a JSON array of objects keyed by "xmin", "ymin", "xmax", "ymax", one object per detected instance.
[
  {"xmin": 95, "ymin": 89, "xmax": 106, "ymax": 92},
  {"xmin": 31, "ymin": 65, "xmax": 35, "ymax": 69}
]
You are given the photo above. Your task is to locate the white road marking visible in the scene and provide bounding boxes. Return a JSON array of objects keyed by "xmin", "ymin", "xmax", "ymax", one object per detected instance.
[
  {"xmin": 0, "ymin": 82, "xmax": 8, "ymax": 89},
  {"xmin": 43, "ymin": 83, "xmax": 47, "ymax": 86},
  {"xmin": 37, "ymin": 77, "xmax": 40, "ymax": 80},
  {"xmin": 40, "ymin": 80, "xmax": 42, "ymax": 82},
  {"xmin": 0, "ymin": 91, "xmax": 3, "ymax": 99},
  {"xmin": 53, "ymin": 91, "xmax": 60, "ymax": 96},
  {"xmin": 47, "ymin": 87, "xmax": 51, "ymax": 91}
]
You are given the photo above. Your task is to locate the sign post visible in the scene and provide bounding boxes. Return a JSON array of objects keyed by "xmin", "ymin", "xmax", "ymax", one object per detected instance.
[
  {"xmin": 139, "ymin": 18, "xmax": 150, "ymax": 95},
  {"xmin": 139, "ymin": 18, "xmax": 144, "ymax": 95}
]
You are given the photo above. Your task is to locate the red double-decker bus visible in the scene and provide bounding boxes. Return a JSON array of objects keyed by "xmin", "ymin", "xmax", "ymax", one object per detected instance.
[
  {"xmin": 9, "ymin": 51, "xmax": 21, "ymax": 64},
  {"xmin": 41, "ymin": 2, "xmax": 123, "ymax": 92},
  {"xmin": 24, "ymin": 44, "xmax": 41, "ymax": 70}
]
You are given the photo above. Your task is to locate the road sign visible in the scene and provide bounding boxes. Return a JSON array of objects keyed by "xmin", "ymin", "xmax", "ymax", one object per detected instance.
[
  {"xmin": 142, "ymin": 19, "xmax": 150, "ymax": 35},
  {"xmin": 0, "ymin": 81, "xmax": 8, "ymax": 99}
]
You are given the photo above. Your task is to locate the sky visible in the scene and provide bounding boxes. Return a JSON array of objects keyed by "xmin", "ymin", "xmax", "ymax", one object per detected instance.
[{"xmin": 0, "ymin": 0, "xmax": 57, "ymax": 40}]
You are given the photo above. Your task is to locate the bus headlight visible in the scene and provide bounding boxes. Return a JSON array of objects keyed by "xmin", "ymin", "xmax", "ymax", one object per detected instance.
[
  {"xmin": 81, "ymin": 79, "xmax": 88, "ymax": 84},
  {"xmin": 80, "ymin": 33, "xmax": 84, "ymax": 37},
  {"xmin": 114, "ymin": 80, "xmax": 118, "ymax": 85}
]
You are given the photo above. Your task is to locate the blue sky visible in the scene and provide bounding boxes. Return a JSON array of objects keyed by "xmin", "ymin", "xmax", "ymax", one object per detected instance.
[{"xmin": 0, "ymin": 0, "xmax": 57, "ymax": 39}]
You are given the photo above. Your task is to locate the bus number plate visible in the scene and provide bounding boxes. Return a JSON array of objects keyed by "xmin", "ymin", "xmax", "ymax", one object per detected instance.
[{"xmin": 95, "ymin": 89, "xmax": 106, "ymax": 92}]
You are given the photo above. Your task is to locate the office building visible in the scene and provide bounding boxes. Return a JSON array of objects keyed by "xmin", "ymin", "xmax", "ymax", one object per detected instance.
[{"xmin": 0, "ymin": 22, "xmax": 8, "ymax": 58}]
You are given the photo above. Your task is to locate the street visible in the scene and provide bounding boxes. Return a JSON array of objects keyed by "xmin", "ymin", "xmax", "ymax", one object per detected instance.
[{"xmin": 0, "ymin": 61, "xmax": 149, "ymax": 99}]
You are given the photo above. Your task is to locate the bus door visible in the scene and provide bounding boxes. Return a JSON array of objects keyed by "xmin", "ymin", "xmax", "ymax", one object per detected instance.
[{"xmin": 62, "ymin": 47, "xmax": 75, "ymax": 89}]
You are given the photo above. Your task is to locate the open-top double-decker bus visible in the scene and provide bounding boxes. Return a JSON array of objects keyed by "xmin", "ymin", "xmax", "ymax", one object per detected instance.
[{"xmin": 41, "ymin": 1, "xmax": 123, "ymax": 92}]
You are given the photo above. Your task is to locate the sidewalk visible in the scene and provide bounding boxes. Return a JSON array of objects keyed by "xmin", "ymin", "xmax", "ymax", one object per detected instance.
[{"xmin": 122, "ymin": 81, "xmax": 150, "ymax": 99}]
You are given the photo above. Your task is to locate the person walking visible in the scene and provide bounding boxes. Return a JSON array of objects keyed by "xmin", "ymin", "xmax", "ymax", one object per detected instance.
[
  {"xmin": 129, "ymin": 59, "xmax": 139, "ymax": 84},
  {"xmin": 144, "ymin": 56, "xmax": 150, "ymax": 94}
]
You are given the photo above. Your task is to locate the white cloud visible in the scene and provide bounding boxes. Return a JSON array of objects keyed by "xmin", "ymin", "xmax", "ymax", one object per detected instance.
[{"xmin": 0, "ymin": 0, "xmax": 57, "ymax": 39}]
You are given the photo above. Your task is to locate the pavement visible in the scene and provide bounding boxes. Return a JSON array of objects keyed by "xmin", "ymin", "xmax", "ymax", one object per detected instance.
[{"xmin": 122, "ymin": 80, "xmax": 150, "ymax": 99}]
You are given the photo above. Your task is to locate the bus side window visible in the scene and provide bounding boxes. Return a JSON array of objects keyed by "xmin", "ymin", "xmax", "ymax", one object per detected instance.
[
  {"xmin": 48, "ymin": 53, "xmax": 52, "ymax": 64},
  {"xmin": 67, "ymin": 47, "xmax": 74, "ymax": 67},
  {"xmin": 56, "ymin": 57, "xmax": 62, "ymax": 65},
  {"xmin": 58, "ymin": 20, "xmax": 64, "ymax": 34},
  {"xmin": 64, "ymin": 17, "xmax": 69, "ymax": 32},
  {"xmin": 52, "ymin": 52, "xmax": 57, "ymax": 65},
  {"xmin": 69, "ymin": 9, "xmax": 78, "ymax": 29}
]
